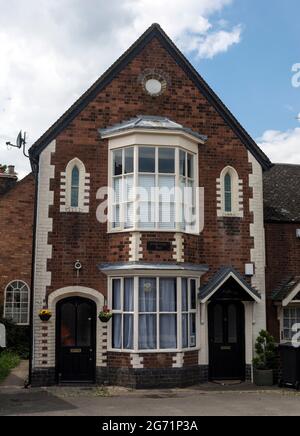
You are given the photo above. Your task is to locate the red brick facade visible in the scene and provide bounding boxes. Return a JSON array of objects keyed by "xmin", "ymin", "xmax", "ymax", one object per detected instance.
[
  {"xmin": 265, "ymin": 222, "xmax": 300, "ymax": 339},
  {"xmin": 32, "ymin": 35, "xmax": 257, "ymax": 378},
  {"xmin": 46, "ymin": 36, "xmax": 255, "ymax": 295},
  {"xmin": 0, "ymin": 174, "xmax": 35, "ymax": 308}
]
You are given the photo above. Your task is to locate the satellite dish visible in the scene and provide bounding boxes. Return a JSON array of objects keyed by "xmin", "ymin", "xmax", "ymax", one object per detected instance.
[
  {"xmin": 5, "ymin": 130, "xmax": 28, "ymax": 158},
  {"xmin": 16, "ymin": 131, "xmax": 23, "ymax": 148}
]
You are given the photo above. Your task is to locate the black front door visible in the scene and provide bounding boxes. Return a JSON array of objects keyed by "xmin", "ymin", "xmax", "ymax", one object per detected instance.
[
  {"xmin": 208, "ymin": 301, "xmax": 245, "ymax": 380},
  {"xmin": 56, "ymin": 297, "xmax": 96, "ymax": 383}
]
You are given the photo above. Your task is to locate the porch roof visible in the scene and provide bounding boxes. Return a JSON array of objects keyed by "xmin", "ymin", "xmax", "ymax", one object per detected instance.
[
  {"xmin": 272, "ymin": 276, "xmax": 300, "ymax": 306},
  {"xmin": 199, "ymin": 266, "xmax": 261, "ymax": 303}
]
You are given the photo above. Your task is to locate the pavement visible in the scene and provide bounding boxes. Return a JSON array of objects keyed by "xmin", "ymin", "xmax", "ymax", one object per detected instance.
[
  {"xmin": 1, "ymin": 362, "xmax": 300, "ymax": 416},
  {"xmin": 0, "ymin": 360, "xmax": 28, "ymax": 389}
]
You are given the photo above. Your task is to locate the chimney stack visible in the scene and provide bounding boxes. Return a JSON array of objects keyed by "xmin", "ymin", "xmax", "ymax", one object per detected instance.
[
  {"xmin": 0, "ymin": 164, "xmax": 18, "ymax": 196},
  {"xmin": 7, "ymin": 165, "xmax": 16, "ymax": 176}
]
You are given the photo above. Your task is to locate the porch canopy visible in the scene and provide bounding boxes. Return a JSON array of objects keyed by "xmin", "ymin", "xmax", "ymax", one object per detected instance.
[
  {"xmin": 272, "ymin": 276, "xmax": 300, "ymax": 307},
  {"xmin": 199, "ymin": 267, "xmax": 261, "ymax": 303}
]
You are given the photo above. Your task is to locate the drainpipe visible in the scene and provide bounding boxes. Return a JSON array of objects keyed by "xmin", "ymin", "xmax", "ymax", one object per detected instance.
[{"xmin": 27, "ymin": 156, "xmax": 39, "ymax": 387}]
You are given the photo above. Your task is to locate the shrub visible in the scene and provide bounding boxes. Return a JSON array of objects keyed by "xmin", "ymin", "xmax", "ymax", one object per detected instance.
[{"xmin": 253, "ymin": 330, "xmax": 277, "ymax": 370}]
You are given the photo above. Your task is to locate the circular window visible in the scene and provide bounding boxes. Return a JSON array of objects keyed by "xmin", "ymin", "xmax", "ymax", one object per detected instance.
[{"xmin": 145, "ymin": 79, "xmax": 163, "ymax": 96}]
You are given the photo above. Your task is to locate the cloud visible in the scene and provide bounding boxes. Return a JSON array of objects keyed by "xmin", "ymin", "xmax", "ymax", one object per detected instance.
[
  {"xmin": 0, "ymin": 0, "xmax": 241, "ymax": 179},
  {"xmin": 257, "ymin": 128, "xmax": 300, "ymax": 164},
  {"xmin": 196, "ymin": 26, "xmax": 242, "ymax": 59}
]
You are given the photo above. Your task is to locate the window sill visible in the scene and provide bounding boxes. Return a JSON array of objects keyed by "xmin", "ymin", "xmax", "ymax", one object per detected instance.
[
  {"xmin": 108, "ymin": 228, "xmax": 200, "ymax": 236},
  {"xmin": 108, "ymin": 348, "xmax": 200, "ymax": 354}
]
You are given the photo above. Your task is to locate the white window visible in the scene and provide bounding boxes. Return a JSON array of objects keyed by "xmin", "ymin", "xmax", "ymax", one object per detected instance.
[
  {"xmin": 111, "ymin": 146, "xmax": 197, "ymax": 233},
  {"xmin": 217, "ymin": 166, "xmax": 243, "ymax": 218},
  {"xmin": 283, "ymin": 307, "xmax": 300, "ymax": 341},
  {"xmin": 60, "ymin": 158, "xmax": 90, "ymax": 213},
  {"xmin": 110, "ymin": 277, "xmax": 198, "ymax": 352},
  {"xmin": 4, "ymin": 281, "xmax": 30, "ymax": 325}
]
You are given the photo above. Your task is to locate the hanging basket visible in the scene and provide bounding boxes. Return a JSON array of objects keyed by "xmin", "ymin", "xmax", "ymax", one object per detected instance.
[
  {"xmin": 99, "ymin": 306, "xmax": 113, "ymax": 323},
  {"xmin": 39, "ymin": 310, "xmax": 52, "ymax": 322},
  {"xmin": 99, "ymin": 313, "xmax": 113, "ymax": 323}
]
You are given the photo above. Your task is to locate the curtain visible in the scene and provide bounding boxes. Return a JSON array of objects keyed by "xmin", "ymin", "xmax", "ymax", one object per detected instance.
[
  {"xmin": 112, "ymin": 279, "xmax": 121, "ymax": 311},
  {"xmin": 182, "ymin": 314, "xmax": 188, "ymax": 349},
  {"xmin": 123, "ymin": 315, "xmax": 133, "ymax": 349},
  {"xmin": 160, "ymin": 315, "xmax": 177, "ymax": 349},
  {"xmin": 159, "ymin": 279, "xmax": 177, "ymax": 349},
  {"xmin": 139, "ymin": 278, "xmax": 157, "ymax": 349},
  {"xmin": 159, "ymin": 278, "xmax": 176, "ymax": 312},
  {"xmin": 124, "ymin": 278, "xmax": 134, "ymax": 311},
  {"xmin": 139, "ymin": 314, "xmax": 157, "ymax": 349},
  {"xmin": 112, "ymin": 314, "xmax": 122, "ymax": 349},
  {"xmin": 123, "ymin": 278, "xmax": 134, "ymax": 349},
  {"xmin": 182, "ymin": 278, "xmax": 188, "ymax": 312},
  {"xmin": 139, "ymin": 279, "xmax": 156, "ymax": 312}
]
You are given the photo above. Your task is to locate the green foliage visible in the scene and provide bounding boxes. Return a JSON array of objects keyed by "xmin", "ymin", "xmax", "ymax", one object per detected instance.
[
  {"xmin": 0, "ymin": 306, "xmax": 30, "ymax": 359},
  {"xmin": 253, "ymin": 330, "xmax": 277, "ymax": 370},
  {"xmin": 0, "ymin": 351, "xmax": 20, "ymax": 383},
  {"xmin": 0, "ymin": 164, "xmax": 7, "ymax": 173}
]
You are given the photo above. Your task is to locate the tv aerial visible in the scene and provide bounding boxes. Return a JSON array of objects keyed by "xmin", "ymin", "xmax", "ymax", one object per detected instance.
[{"xmin": 6, "ymin": 131, "xmax": 29, "ymax": 158}]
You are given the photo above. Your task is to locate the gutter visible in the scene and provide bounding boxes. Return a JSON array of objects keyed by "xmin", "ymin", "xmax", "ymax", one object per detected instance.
[{"xmin": 27, "ymin": 156, "xmax": 39, "ymax": 387}]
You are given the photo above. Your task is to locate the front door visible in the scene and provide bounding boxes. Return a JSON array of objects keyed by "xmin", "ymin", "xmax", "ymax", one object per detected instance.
[
  {"xmin": 208, "ymin": 301, "xmax": 245, "ymax": 380},
  {"xmin": 56, "ymin": 297, "xmax": 96, "ymax": 383}
]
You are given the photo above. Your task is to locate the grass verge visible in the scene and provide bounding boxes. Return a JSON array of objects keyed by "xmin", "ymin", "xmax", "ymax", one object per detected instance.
[{"xmin": 0, "ymin": 351, "xmax": 20, "ymax": 384}]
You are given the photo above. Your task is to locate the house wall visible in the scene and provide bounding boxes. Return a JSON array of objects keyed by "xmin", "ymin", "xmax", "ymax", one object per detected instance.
[
  {"xmin": 31, "ymin": 35, "xmax": 265, "ymax": 386},
  {"xmin": 0, "ymin": 174, "xmax": 35, "ymax": 310},
  {"xmin": 265, "ymin": 222, "xmax": 300, "ymax": 340}
]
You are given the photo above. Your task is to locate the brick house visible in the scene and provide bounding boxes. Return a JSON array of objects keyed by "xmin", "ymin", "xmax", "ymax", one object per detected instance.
[
  {"xmin": 1, "ymin": 24, "xmax": 298, "ymax": 388},
  {"xmin": 0, "ymin": 168, "xmax": 34, "ymax": 325},
  {"xmin": 264, "ymin": 164, "xmax": 300, "ymax": 344}
]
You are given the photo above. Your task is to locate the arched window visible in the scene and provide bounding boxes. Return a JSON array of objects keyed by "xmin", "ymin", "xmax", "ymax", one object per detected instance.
[
  {"xmin": 60, "ymin": 158, "xmax": 90, "ymax": 213},
  {"xmin": 71, "ymin": 166, "xmax": 80, "ymax": 207},
  {"xmin": 224, "ymin": 172, "xmax": 232, "ymax": 213},
  {"xmin": 217, "ymin": 166, "xmax": 243, "ymax": 218},
  {"xmin": 4, "ymin": 281, "xmax": 30, "ymax": 325}
]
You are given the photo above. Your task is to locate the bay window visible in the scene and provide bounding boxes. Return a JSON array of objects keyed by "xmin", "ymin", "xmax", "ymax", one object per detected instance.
[
  {"xmin": 110, "ymin": 277, "xmax": 198, "ymax": 352},
  {"xmin": 111, "ymin": 146, "xmax": 197, "ymax": 233}
]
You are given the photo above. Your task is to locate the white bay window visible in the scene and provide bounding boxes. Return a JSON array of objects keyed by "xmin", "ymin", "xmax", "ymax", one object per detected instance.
[
  {"xmin": 111, "ymin": 145, "xmax": 197, "ymax": 233},
  {"xmin": 110, "ymin": 277, "xmax": 199, "ymax": 352}
]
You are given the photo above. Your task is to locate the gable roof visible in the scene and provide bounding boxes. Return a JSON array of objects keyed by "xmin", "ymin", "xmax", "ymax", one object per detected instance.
[
  {"xmin": 264, "ymin": 164, "xmax": 300, "ymax": 223},
  {"xmin": 99, "ymin": 115, "xmax": 207, "ymax": 143},
  {"xmin": 272, "ymin": 276, "xmax": 300, "ymax": 306},
  {"xmin": 199, "ymin": 266, "xmax": 261, "ymax": 303},
  {"xmin": 29, "ymin": 23, "xmax": 272, "ymax": 170}
]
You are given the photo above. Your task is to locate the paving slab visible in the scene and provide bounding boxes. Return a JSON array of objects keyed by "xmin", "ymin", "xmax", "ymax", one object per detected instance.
[{"xmin": 1, "ymin": 383, "xmax": 300, "ymax": 416}]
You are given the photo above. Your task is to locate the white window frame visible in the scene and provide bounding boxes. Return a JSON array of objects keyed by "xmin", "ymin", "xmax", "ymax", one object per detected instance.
[
  {"xmin": 281, "ymin": 305, "xmax": 300, "ymax": 342},
  {"xmin": 4, "ymin": 280, "xmax": 30, "ymax": 326},
  {"xmin": 109, "ymin": 145, "xmax": 198, "ymax": 234},
  {"xmin": 61, "ymin": 158, "xmax": 90, "ymax": 213},
  {"xmin": 108, "ymin": 275, "xmax": 200, "ymax": 353},
  {"xmin": 218, "ymin": 166, "xmax": 243, "ymax": 218}
]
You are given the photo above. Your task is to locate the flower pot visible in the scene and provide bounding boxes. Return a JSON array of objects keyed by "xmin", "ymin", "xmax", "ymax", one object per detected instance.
[
  {"xmin": 99, "ymin": 314, "xmax": 112, "ymax": 323},
  {"xmin": 253, "ymin": 369, "xmax": 274, "ymax": 386},
  {"xmin": 39, "ymin": 314, "xmax": 52, "ymax": 322}
]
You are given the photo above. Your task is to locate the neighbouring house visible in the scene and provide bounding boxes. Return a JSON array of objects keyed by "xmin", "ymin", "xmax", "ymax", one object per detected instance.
[
  {"xmin": 0, "ymin": 167, "xmax": 35, "ymax": 326},
  {"xmin": 1, "ymin": 24, "xmax": 299, "ymax": 388},
  {"xmin": 264, "ymin": 164, "xmax": 300, "ymax": 343}
]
